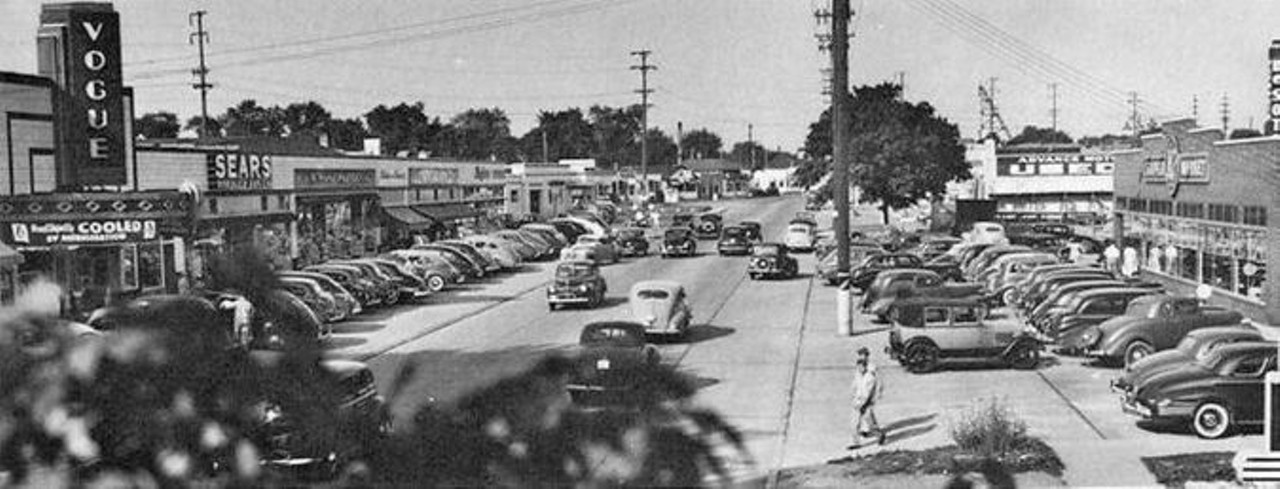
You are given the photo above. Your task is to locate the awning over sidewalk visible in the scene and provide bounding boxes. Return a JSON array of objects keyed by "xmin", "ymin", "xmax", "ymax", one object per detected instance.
[
  {"xmin": 382, "ymin": 206, "xmax": 437, "ymax": 230},
  {"xmin": 412, "ymin": 204, "xmax": 480, "ymax": 223},
  {"xmin": 0, "ymin": 242, "xmax": 21, "ymax": 267}
]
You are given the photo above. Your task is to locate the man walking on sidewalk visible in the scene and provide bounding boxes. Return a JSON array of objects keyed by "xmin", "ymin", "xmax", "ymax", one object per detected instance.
[{"xmin": 849, "ymin": 347, "xmax": 885, "ymax": 449}]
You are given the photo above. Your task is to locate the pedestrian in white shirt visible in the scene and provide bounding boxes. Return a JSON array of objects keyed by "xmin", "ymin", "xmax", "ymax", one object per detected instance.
[
  {"xmin": 1122, "ymin": 243, "xmax": 1139, "ymax": 277},
  {"xmin": 849, "ymin": 347, "xmax": 885, "ymax": 449},
  {"xmin": 1103, "ymin": 241, "xmax": 1121, "ymax": 274}
]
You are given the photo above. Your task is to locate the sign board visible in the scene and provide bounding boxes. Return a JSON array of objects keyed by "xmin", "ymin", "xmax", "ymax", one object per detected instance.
[
  {"xmin": 4, "ymin": 219, "xmax": 157, "ymax": 245},
  {"xmin": 38, "ymin": 4, "xmax": 127, "ymax": 187},
  {"xmin": 995, "ymin": 152, "xmax": 1114, "ymax": 177},
  {"xmin": 1270, "ymin": 40, "xmax": 1280, "ymax": 134},
  {"xmin": 207, "ymin": 153, "xmax": 272, "ymax": 191},
  {"xmin": 409, "ymin": 167, "xmax": 460, "ymax": 185},
  {"xmin": 294, "ymin": 169, "xmax": 375, "ymax": 189}
]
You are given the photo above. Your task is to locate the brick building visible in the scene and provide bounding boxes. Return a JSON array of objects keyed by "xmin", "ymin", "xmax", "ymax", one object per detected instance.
[{"xmin": 1112, "ymin": 118, "xmax": 1280, "ymax": 323}]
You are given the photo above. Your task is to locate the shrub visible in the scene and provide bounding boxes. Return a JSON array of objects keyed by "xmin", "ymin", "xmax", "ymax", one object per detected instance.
[{"xmin": 948, "ymin": 397, "xmax": 1029, "ymax": 458}]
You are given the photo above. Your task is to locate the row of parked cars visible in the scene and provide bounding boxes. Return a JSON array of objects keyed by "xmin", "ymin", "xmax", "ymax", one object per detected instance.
[{"xmin": 841, "ymin": 230, "xmax": 1272, "ymax": 440}]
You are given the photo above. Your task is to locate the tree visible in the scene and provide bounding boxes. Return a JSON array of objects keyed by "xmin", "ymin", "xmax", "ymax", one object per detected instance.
[
  {"xmin": 365, "ymin": 102, "xmax": 435, "ymax": 156},
  {"xmin": 520, "ymin": 108, "xmax": 594, "ymax": 162},
  {"xmin": 134, "ymin": 111, "xmax": 180, "ymax": 139},
  {"xmin": 280, "ymin": 101, "xmax": 332, "ymax": 136},
  {"xmin": 327, "ymin": 118, "xmax": 370, "ymax": 151},
  {"xmin": 679, "ymin": 128, "xmax": 722, "ymax": 159},
  {"xmin": 802, "ymin": 83, "xmax": 969, "ymax": 223},
  {"xmin": 802, "ymin": 109, "xmax": 833, "ymax": 161},
  {"xmin": 640, "ymin": 128, "xmax": 678, "ymax": 172},
  {"xmin": 728, "ymin": 141, "xmax": 767, "ymax": 169},
  {"xmin": 586, "ymin": 105, "xmax": 643, "ymax": 170},
  {"xmin": 183, "ymin": 115, "xmax": 222, "ymax": 138},
  {"xmin": 1229, "ymin": 128, "xmax": 1263, "ymax": 139},
  {"xmin": 1006, "ymin": 125, "xmax": 1073, "ymax": 146},
  {"xmin": 440, "ymin": 108, "xmax": 518, "ymax": 161},
  {"xmin": 218, "ymin": 99, "xmax": 286, "ymax": 137}
]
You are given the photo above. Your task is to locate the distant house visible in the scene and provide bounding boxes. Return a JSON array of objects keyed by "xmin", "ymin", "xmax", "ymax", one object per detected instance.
[{"xmin": 682, "ymin": 158, "xmax": 751, "ymax": 199}]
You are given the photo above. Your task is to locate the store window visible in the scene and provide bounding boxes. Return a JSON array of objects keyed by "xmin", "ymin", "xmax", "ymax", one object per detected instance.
[
  {"xmin": 1176, "ymin": 202, "xmax": 1204, "ymax": 219},
  {"xmin": 1150, "ymin": 200, "xmax": 1172, "ymax": 215},
  {"xmin": 1175, "ymin": 247, "xmax": 1198, "ymax": 281},
  {"xmin": 208, "ymin": 198, "xmax": 219, "ymax": 214},
  {"xmin": 138, "ymin": 242, "xmax": 165, "ymax": 290},
  {"xmin": 1130, "ymin": 199, "xmax": 1148, "ymax": 213},
  {"xmin": 1201, "ymin": 252, "xmax": 1234, "ymax": 292},
  {"xmin": 277, "ymin": 194, "xmax": 289, "ymax": 211},
  {"xmin": 1244, "ymin": 206, "xmax": 1268, "ymax": 226},
  {"xmin": 1208, "ymin": 204, "xmax": 1238, "ymax": 223},
  {"xmin": 1239, "ymin": 260, "xmax": 1266, "ymax": 300},
  {"xmin": 260, "ymin": 195, "xmax": 269, "ymax": 211},
  {"xmin": 120, "ymin": 245, "xmax": 139, "ymax": 289}
]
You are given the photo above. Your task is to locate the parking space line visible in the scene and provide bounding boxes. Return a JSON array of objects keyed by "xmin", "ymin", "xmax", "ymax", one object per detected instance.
[{"xmin": 1035, "ymin": 368, "xmax": 1108, "ymax": 440}]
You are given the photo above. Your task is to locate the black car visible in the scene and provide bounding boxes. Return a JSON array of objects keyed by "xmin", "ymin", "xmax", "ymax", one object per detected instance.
[
  {"xmin": 567, "ymin": 321, "xmax": 660, "ymax": 406},
  {"xmin": 614, "ymin": 227, "xmax": 650, "ymax": 257},
  {"xmin": 716, "ymin": 226, "xmax": 754, "ymax": 255},
  {"xmin": 739, "ymin": 221, "xmax": 763, "ymax": 242},
  {"xmin": 747, "ymin": 242, "xmax": 799, "ymax": 280},
  {"xmin": 672, "ymin": 213, "xmax": 696, "ymax": 229},
  {"xmin": 661, "ymin": 228, "xmax": 697, "ymax": 258},
  {"xmin": 1123, "ymin": 342, "xmax": 1275, "ymax": 438},
  {"xmin": 847, "ymin": 253, "xmax": 925, "ymax": 291},
  {"xmin": 694, "ymin": 214, "xmax": 723, "ymax": 239}
]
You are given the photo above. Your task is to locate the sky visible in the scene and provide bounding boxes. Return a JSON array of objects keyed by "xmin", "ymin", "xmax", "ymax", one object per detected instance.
[{"xmin": 1, "ymin": 0, "xmax": 1278, "ymax": 154}]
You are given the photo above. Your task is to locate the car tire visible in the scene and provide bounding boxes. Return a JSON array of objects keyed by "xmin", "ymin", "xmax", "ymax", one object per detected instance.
[
  {"xmin": 1008, "ymin": 342, "xmax": 1040, "ymax": 370},
  {"xmin": 903, "ymin": 342, "xmax": 940, "ymax": 374},
  {"xmin": 549, "ymin": 303, "xmax": 558, "ymax": 312},
  {"xmin": 749, "ymin": 273, "xmax": 758, "ymax": 280},
  {"xmin": 1001, "ymin": 288, "xmax": 1016, "ymax": 307},
  {"xmin": 1124, "ymin": 341, "xmax": 1154, "ymax": 369},
  {"xmin": 1192, "ymin": 402, "xmax": 1232, "ymax": 439},
  {"xmin": 426, "ymin": 275, "xmax": 447, "ymax": 292},
  {"xmin": 385, "ymin": 293, "xmax": 400, "ymax": 306}
]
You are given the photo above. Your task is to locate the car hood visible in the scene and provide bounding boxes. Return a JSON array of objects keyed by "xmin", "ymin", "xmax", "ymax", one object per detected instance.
[
  {"xmin": 1119, "ymin": 350, "xmax": 1192, "ymax": 390},
  {"xmin": 1097, "ymin": 314, "xmax": 1146, "ymax": 336},
  {"xmin": 1134, "ymin": 362, "xmax": 1218, "ymax": 401}
]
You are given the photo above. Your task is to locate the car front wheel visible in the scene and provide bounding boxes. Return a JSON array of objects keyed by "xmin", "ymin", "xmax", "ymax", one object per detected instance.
[
  {"xmin": 1124, "ymin": 341, "xmax": 1154, "ymax": 369},
  {"xmin": 1008, "ymin": 343, "xmax": 1040, "ymax": 370},
  {"xmin": 1192, "ymin": 402, "xmax": 1232, "ymax": 439},
  {"xmin": 903, "ymin": 343, "xmax": 939, "ymax": 374},
  {"xmin": 426, "ymin": 275, "xmax": 447, "ymax": 292}
]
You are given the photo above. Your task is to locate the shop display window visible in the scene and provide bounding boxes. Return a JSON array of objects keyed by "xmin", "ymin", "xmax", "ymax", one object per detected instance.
[
  {"xmin": 1201, "ymin": 252, "xmax": 1235, "ymax": 292},
  {"xmin": 1176, "ymin": 247, "xmax": 1198, "ymax": 281},
  {"xmin": 120, "ymin": 245, "xmax": 139, "ymax": 289},
  {"xmin": 1239, "ymin": 260, "xmax": 1266, "ymax": 301},
  {"xmin": 138, "ymin": 242, "xmax": 165, "ymax": 290}
]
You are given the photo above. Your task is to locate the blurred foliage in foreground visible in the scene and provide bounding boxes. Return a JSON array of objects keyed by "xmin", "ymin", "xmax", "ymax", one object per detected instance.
[{"xmin": 0, "ymin": 249, "xmax": 749, "ymax": 487}]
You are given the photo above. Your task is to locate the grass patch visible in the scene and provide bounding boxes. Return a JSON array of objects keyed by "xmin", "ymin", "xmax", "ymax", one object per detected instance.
[{"xmin": 1141, "ymin": 452, "xmax": 1236, "ymax": 487}]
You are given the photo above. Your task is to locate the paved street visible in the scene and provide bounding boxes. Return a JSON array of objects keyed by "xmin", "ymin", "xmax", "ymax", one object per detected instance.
[{"xmin": 325, "ymin": 195, "xmax": 1268, "ymax": 485}]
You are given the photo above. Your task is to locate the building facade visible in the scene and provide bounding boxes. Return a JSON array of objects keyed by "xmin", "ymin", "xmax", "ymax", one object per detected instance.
[
  {"xmin": 990, "ymin": 143, "xmax": 1114, "ymax": 223},
  {"xmin": 1113, "ymin": 119, "xmax": 1279, "ymax": 323}
]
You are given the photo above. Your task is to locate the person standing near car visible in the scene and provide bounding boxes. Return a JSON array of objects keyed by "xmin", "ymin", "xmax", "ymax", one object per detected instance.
[
  {"xmin": 849, "ymin": 347, "xmax": 886, "ymax": 449},
  {"xmin": 1103, "ymin": 240, "xmax": 1121, "ymax": 273}
]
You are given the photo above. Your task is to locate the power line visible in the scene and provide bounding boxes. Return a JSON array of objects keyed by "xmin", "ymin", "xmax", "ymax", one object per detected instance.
[{"xmin": 188, "ymin": 10, "xmax": 213, "ymax": 138}]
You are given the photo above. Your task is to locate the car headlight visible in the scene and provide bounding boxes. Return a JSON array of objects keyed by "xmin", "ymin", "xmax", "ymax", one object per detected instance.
[
  {"xmin": 577, "ymin": 284, "xmax": 589, "ymax": 292},
  {"xmin": 1155, "ymin": 398, "xmax": 1174, "ymax": 409},
  {"xmin": 1079, "ymin": 329, "xmax": 1099, "ymax": 347}
]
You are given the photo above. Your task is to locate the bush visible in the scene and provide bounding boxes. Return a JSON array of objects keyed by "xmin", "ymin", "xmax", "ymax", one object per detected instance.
[{"xmin": 948, "ymin": 397, "xmax": 1029, "ymax": 458}]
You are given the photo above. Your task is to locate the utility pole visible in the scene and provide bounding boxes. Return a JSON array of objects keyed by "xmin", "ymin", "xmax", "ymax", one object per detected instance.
[
  {"xmin": 747, "ymin": 123, "xmax": 755, "ymax": 169},
  {"xmin": 1127, "ymin": 91, "xmax": 1141, "ymax": 138},
  {"xmin": 676, "ymin": 121, "xmax": 684, "ymax": 166},
  {"xmin": 1220, "ymin": 93, "xmax": 1230, "ymax": 133},
  {"xmin": 541, "ymin": 130, "xmax": 550, "ymax": 163},
  {"xmin": 1192, "ymin": 95, "xmax": 1199, "ymax": 124},
  {"xmin": 189, "ymin": 10, "xmax": 213, "ymax": 139},
  {"xmin": 832, "ymin": 0, "xmax": 852, "ymax": 284},
  {"xmin": 630, "ymin": 50, "xmax": 655, "ymax": 200},
  {"xmin": 895, "ymin": 71, "xmax": 905, "ymax": 99},
  {"xmin": 1048, "ymin": 83, "xmax": 1059, "ymax": 132}
]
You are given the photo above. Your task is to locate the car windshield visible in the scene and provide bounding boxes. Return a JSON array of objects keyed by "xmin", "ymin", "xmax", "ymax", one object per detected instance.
[
  {"xmin": 581, "ymin": 326, "xmax": 644, "ymax": 347},
  {"xmin": 618, "ymin": 229, "xmax": 643, "ymax": 239},
  {"xmin": 755, "ymin": 245, "xmax": 782, "ymax": 256},
  {"xmin": 636, "ymin": 289, "xmax": 670, "ymax": 300},
  {"xmin": 665, "ymin": 229, "xmax": 690, "ymax": 239},
  {"xmin": 722, "ymin": 227, "xmax": 745, "ymax": 237},
  {"xmin": 556, "ymin": 263, "xmax": 594, "ymax": 278},
  {"xmin": 788, "ymin": 225, "xmax": 810, "ymax": 233}
]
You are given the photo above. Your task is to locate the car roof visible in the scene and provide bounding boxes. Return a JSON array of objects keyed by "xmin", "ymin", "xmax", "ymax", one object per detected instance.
[
  {"xmin": 1209, "ymin": 341, "xmax": 1277, "ymax": 359},
  {"xmin": 1185, "ymin": 325, "xmax": 1261, "ymax": 341},
  {"xmin": 1075, "ymin": 287, "xmax": 1157, "ymax": 298},
  {"xmin": 558, "ymin": 260, "xmax": 596, "ymax": 268},
  {"xmin": 895, "ymin": 296, "xmax": 986, "ymax": 308},
  {"xmin": 579, "ymin": 320, "xmax": 648, "ymax": 345},
  {"xmin": 631, "ymin": 280, "xmax": 683, "ymax": 293}
]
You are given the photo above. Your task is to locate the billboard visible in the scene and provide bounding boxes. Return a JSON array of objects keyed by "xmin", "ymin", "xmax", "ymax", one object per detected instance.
[
  {"xmin": 207, "ymin": 153, "xmax": 273, "ymax": 191},
  {"xmin": 995, "ymin": 152, "xmax": 1114, "ymax": 177},
  {"xmin": 38, "ymin": 3, "xmax": 127, "ymax": 187},
  {"xmin": 4, "ymin": 219, "xmax": 157, "ymax": 246}
]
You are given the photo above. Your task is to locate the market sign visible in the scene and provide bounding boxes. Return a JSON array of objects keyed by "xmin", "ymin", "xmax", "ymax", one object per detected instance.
[
  {"xmin": 38, "ymin": 3, "xmax": 127, "ymax": 186},
  {"xmin": 294, "ymin": 169, "xmax": 375, "ymax": 189},
  {"xmin": 207, "ymin": 153, "xmax": 272, "ymax": 191},
  {"xmin": 995, "ymin": 152, "xmax": 1114, "ymax": 176},
  {"xmin": 409, "ymin": 167, "xmax": 459, "ymax": 185},
  {"xmin": 5, "ymin": 219, "xmax": 157, "ymax": 245}
]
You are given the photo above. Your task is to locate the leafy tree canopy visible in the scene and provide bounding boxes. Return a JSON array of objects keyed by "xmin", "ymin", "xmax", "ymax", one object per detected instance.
[
  {"xmin": 520, "ymin": 108, "xmax": 594, "ymax": 162},
  {"xmin": 679, "ymin": 128, "xmax": 722, "ymax": 160},
  {"xmin": 1006, "ymin": 125, "xmax": 1073, "ymax": 146},
  {"xmin": 134, "ymin": 111, "xmax": 180, "ymax": 139}
]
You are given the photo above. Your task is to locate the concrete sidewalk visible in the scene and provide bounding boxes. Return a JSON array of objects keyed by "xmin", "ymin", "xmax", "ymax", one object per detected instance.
[{"xmin": 773, "ymin": 285, "xmax": 1164, "ymax": 487}]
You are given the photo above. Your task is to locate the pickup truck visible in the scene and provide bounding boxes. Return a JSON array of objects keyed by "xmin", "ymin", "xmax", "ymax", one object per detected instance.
[{"xmin": 1066, "ymin": 295, "xmax": 1245, "ymax": 368}]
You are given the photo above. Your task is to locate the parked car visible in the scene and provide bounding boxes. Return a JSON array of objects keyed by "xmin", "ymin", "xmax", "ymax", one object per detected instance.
[
  {"xmin": 847, "ymin": 253, "xmax": 925, "ymax": 291},
  {"xmin": 277, "ymin": 276, "xmax": 345, "ymax": 323},
  {"xmin": 860, "ymin": 268, "xmax": 942, "ymax": 312},
  {"xmin": 299, "ymin": 265, "xmax": 379, "ymax": 308},
  {"xmin": 567, "ymin": 321, "xmax": 661, "ymax": 405},
  {"xmin": 379, "ymin": 252, "xmax": 461, "ymax": 292},
  {"xmin": 548, "ymin": 219, "xmax": 590, "ymax": 244},
  {"xmin": 1068, "ymin": 295, "xmax": 1245, "ymax": 367},
  {"xmin": 739, "ymin": 221, "xmax": 764, "ymax": 242},
  {"xmin": 1040, "ymin": 287, "xmax": 1163, "ymax": 342},
  {"xmin": 278, "ymin": 271, "xmax": 362, "ymax": 317},
  {"xmin": 815, "ymin": 243, "xmax": 887, "ymax": 285},
  {"xmin": 716, "ymin": 226, "xmax": 754, "ymax": 256},
  {"xmin": 461, "ymin": 235, "xmax": 523, "ymax": 270},
  {"xmin": 628, "ymin": 280, "xmax": 693, "ymax": 337},
  {"xmin": 404, "ymin": 246, "xmax": 481, "ymax": 279},
  {"xmin": 367, "ymin": 258, "xmax": 434, "ymax": 300},
  {"xmin": 920, "ymin": 254, "xmax": 965, "ymax": 283},
  {"xmin": 672, "ymin": 213, "xmax": 696, "ymax": 229},
  {"xmin": 783, "ymin": 222, "xmax": 817, "ymax": 252},
  {"xmin": 985, "ymin": 253, "xmax": 1061, "ymax": 304},
  {"xmin": 967, "ymin": 221, "xmax": 1008, "ymax": 245},
  {"xmin": 494, "ymin": 229, "xmax": 553, "ymax": 260},
  {"xmin": 1026, "ymin": 279, "xmax": 1136, "ymax": 325},
  {"xmin": 413, "ymin": 244, "xmax": 488, "ymax": 278},
  {"xmin": 660, "ymin": 227, "xmax": 698, "ymax": 258},
  {"xmin": 908, "ymin": 236, "xmax": 963, "ymax": 261},
  {"xmin": 547, "ymin": 260, "xmax": 608, "ymax": 311},
  {"xmin": 792, "ymin": 212, "xmax": 818, "ymax": 227},
  {"xmin": 694, "ymin": 213, "xmax": 723, "ymax": 240},
  {"xmin": 1112, "ymin": 325, "xmax": 1265, "ymax": 393},
  {"xmin": 1122, "ymin": 342, "xmax": 1275, "ymax": 438},
  {"xmin": 560, "ymin": 234, "xmax": 620, "ymax": 264},
  {"xmin": 865, "ymin": 270, "xmax": 986, "ymax": 322},
  {"xmin": 306, "ymin": 263, "xmax": 398, "ymax": 307},
  {"xmin": 614, "ymin": 227, "xmax": 651, "ymax": 257},
  {"xmin": 887, "ymin": 297, "xmax": 1042, "ymax": 373},
  {"xmin": 520, "ymin": 223, "xmax": 570, "ymax": 248},
  {"xmin": 964, "ymin": 245, "xmax": 1033, "ymax": 279},
  {"xmin": 747, "ymin": 242, "xmax": 799, "ymax": 280},
  {"xmin": 438, "ymin": 240, "xmax": 503, "ymax": 274},
  {"xmin": 334, "ymin": 260, "xmax": 421, "ymax": 303},
  {"xmin": 1012, "ymin": 266, "xmax": 1113, "ymax": 310}
]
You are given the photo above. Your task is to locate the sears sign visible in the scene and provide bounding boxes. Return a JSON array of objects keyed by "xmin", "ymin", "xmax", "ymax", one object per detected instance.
[{"xmin": 207, "ymin": 153, "xmax": 273, "ymax": 191}]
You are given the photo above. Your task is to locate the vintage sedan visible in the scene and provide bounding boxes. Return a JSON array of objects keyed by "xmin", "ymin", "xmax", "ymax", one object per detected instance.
[
  {"xmin": 1122, "ymin": 342, "xmax": 1275, "ymax": 438},
  {"xmin": 378, "ymin": 253, "xmax": 459, "ymax": 292},
  {"xmin": 783, "ymin": 222, "xmax": 817, "ymax": 252},
  {"xmin": 739, "ymin": 221, "xmax": 764, "ymax": 242},
  {"xmin": 460, "ymin": 235, "xmax": 523, "ymax": 270},
  {"xmin": 747, "ymin": 242, "xmax": 799, "ymax": 280},
  {"xmin": 278, "ymin": 271, "xmax": 362, "ymax": 317},
  {"xmin": 694, "ymin": 213, "xmax": 724, "ymax": 240},
  {"xmin": 1036, "ymin": 286, "xmax": 1159, "ymax": 340},
  {"xmin": 546, "ymin": 260, "xmax": 607, "ymax": 310},
  {"xmin": 847, "ymin": 253, "xmax": 925, "ymax": 291},
  {"xmin": 628, "ymin": 280, "xmax": 693, "ymax": 337},
  {"xmin": 816, "ymin": 243, "xmax": 886, "ymax": 285},
  {"xmin": 567, "ymin": 321, "xmax": 661, "ymax": 405},
  {"xmin": 865, "ymin": 270, "xmax": 985, "ymax": 322},
  {"xmin": 660, "ymin": 227, "xmax": 698, "ymax": 258},
  {"xmin": 1112, "ymin": 325, "xmax": 1264, "ymax": 393},
  {"xmin": 277, "ymin": 276, "xmax": 344, "ymax": 323},
  {"xmin": 887, "ymin": 297, "xmax": 1043, "ymax": 373},
  {"xmin": 716, "ymin": 226, "xmax": 755, "ymax": 255},
  {"xmin": 1072, "ymin": 295, "xmax": 1245, "ymax": 367},
  {"xmin": 614, "ymin": 227, "xmax": 651, "ymax": 257},
  {"xmin": 560, "ymin": 234, "xmax": 620, "ymax": 264}
]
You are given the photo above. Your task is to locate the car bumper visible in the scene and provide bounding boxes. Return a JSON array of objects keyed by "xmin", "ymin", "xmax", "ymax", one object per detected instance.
[
  {"xmin": 718, "ymin": 245, "xmax": 752, "ymax": 254},
  {"xmin": 1121, "ymin": 396, "xmax": 1194, "ymax": 420},
  {"xmin": 748, "ymin": 267, "xmax": 786, "ymax": 276},
  {"xmin": 548, "ymin": 294, "xmax": 593, "ymax": 304}
]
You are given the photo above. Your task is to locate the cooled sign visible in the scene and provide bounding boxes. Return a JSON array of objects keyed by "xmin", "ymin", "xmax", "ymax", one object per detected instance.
[
  {"xmin": 6, "ymin": 220, "xmax": 157, "ymax": 245},
  {"xmin": 208, "ymin": 153, "xmax": 273, "ymax": 190}
]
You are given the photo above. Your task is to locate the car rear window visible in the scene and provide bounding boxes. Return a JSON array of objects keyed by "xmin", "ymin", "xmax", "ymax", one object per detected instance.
[
  {"xmin": 788, "ymin": 225, "xmax": 810, "ymax": 233},
  {"xmin": 755, "ymin": 245, "xmax": 782, "ymax": 256},
  {"xmin": 556, "ymin": 264, "xmax": 594, "ymax": 278},
  {"xmin": 723, "ymin": 227, "xmax": 745, "ymax": 237},
  {"xmin": 637, "ymin": 289, "xmax": 669, "ymax": 300}
]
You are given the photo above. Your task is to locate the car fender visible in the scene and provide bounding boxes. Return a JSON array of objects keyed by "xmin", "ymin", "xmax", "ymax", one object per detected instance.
[
  {"xmin": 901, "ymin": 336, "xmax": 938, "ymax": 353},
  {"xmin": 1098, "ymin": 330, "xmax": 1149, "ymax": 357},
  {"xmin": 1000, "ymin": 336, "xmax": 1041, "ymax": 357}
]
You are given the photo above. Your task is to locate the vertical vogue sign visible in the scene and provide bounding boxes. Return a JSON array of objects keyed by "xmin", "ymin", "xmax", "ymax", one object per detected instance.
[
  {"xmin": 40, "ymin": 4, "xmax": 127, "ymax": 186},
  {"xmin": 1270, "ymin": 40, "xmax": 1280, "ymax": 134}
]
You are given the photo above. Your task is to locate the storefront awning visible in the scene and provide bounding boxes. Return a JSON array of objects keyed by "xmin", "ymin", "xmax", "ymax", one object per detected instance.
[
  {"xmin": 0, "ymin": 242, "xmax": 21, "ymax": 267},
  {"xmin": 412, "ymin": 204, "xmax": 481, "ymax": 222},
  {"xmin": 383, "ymin": 206, "xmax": 437, "ymax": 230}
]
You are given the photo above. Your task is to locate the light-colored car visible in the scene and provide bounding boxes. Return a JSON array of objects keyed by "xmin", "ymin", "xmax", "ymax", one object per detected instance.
[
  {"xmin": 628, "ymin": 280, "xmax": 693, "ymax": 337},
  {"xmin": 461, "ymin": 235, "xmax": 523, "ymax": 270},
  {"xmin": 560, "ymin": 234, "xmax": 619, "ymax": 264},
  {"xmin": 520, "ymin": 224, "xmax": 570, "ymax": 248},
  {"xmin": 783, "ymin": 223, "xmax": 817, "ymax": 252},
  {"xmin": 968, "ymin": 221, "xmax": 1009, "ymax": 245},
  {"xmin": 278, "ymin": 271, "xmax": 362, "ymax": 317},
  {"xmin": 378, "ymin": 253, "xmax": 460, "ymax": 293},
  {"xmin": 887, "ymin": 297, "xmax": 1043, "ymax": 373},
  {"xmin": 385, "ymin": 249, "xmax": 467, "ymax": 285}
]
